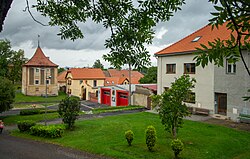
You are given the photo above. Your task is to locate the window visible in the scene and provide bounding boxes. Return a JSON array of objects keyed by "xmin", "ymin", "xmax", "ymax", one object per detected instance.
[
  {"xmin": 184, "ymin": 63, "xmax": 195, "ymax": 74},
  {"xmin": 95, "ymin": 91, "xmax": 98, "ymax": 97},
  {"xmin": 35, "ymin": 80, "xmax": 39, "ymax": 85},
  {"xmin": 36, "ymin": 68, "xmax": 39, "ymax": 73},
  {"xmin": 80, "ymin": 80, "xmax": 83, "ymax": 84},
  {"xmin": 67, "ymin": 79, "xmax": 72, "ymax": 85},
  {"xmin": 164, "ymin": 87, "xmax": 169, "ymax": 91},
  {"xmin": 166, "ymin": 64, "xmax": 176, "ymax": 74},
  {"xmin": 46, "ymin": 79, "xmax": 50, "ymax": 85},
  {"xmin": 67, "ymin": 89, "xmax": 71, "ymax": 94},
  {"xmin": 227, "ymin": 61, "xmax": 236, "ymax": 74},
  {"xmin": 192, "ymin": 36, "xmax": 202, "ymax": 42},
  {"xmin": 184, "ymin": 92, "xmax": 195, "ymax": 103},
  {"xmin": 93, "ymin": 80, "xmax": 97, "ymax": 87},
  {"xmin": 35, "ymin": 88, "xmax": 39, "ymax": 92}
]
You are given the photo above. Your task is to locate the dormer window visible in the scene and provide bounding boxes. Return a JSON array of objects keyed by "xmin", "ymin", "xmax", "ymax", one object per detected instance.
[{"xmin": 192, "ymin": 36, "xmax": 202, "ymax": 42}]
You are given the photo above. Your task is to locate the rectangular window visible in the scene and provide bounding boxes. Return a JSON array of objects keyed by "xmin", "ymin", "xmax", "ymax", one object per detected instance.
[
  {"xmin": 227, "ymin": 61, "xmax": 236, "ymax": 74},
  {"xmin": 46, "ymin": 79, "xmax": 50, "ymax": 85},
  {"xmin": 80, "ymin": 80, "xmax": 83, "ymax": 84},
  {"xmin": 184, "ymin": 92, "xmax": 195, "ymax": 104},
  {"xmin": 36, "ymin": 68, "xmax": 39, "ymax": 73},
  {"xmin": 35, "ymin": 80, "xmax": 39, "ymax": 85},
  {"xmin": 93, "ymin": 80, "xmax": 97, "ymax": 87},
  {"xmin": 67, "ymin": 89, "xmax": 71, "ymax": 94},
  {"xmin": 67, "ymin": 79, "xmax": 72, "ymax": 85},
  {"xmin": 184, "ymin": 63, "xmax": 195, "ymax": 74},
  {"xmin": 166, "ymin": 64, "xmax": 176, "ymax": 74}
]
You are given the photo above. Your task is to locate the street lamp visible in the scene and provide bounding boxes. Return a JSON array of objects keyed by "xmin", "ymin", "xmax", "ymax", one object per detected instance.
[{"xmin": 44, "ymin": 68, "xmax": 51, "ymax": 126}]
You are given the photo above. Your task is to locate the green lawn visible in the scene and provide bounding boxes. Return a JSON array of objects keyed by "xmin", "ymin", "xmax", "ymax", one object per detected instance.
[
  {"xmin": 0, "ymin": 113, "xmax": 60, "ymax": 125},
  {"xmin": 14, "ymin": 92, "xmax": 67, "ymax": 103},
  {"xmin": 12, "ymin": 112, "xmax": 250, "ymax": 159},
  {"xmin": 92, "ymin": 105, "xmax": 144, "ymax": 114}
]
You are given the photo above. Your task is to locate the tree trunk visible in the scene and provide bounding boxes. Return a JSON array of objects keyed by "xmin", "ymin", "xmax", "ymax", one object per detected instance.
[
  {"xmin": 0, "ymin": 0, "xmax": 13, "ymax": 32},
  {"xmin": 128, "ymin": 63, "xmax": 132, "ymax": 105},
  {"xmin": 173, "ymin": 126, "xmax": 177, "ymax": 139}
]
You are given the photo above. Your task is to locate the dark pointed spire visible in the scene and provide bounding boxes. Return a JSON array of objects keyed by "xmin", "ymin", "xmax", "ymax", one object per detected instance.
[{"xmin": 38, "ymin": 34, "xmax": 40, "ymax": 48}]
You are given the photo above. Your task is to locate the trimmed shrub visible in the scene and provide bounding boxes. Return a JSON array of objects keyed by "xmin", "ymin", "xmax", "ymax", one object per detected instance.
[
  {"xmin": 145, "ymin": 125, "xmax": 156, "ymax": 151},
  {"xmin": 125, "ymin": 130, "xmax": 134, "ymax": 146},
  {"xmin": 17, "ymin": 120, "xmax": 36, "ymax": 132},
  {"xmin": 171, "ymin": 138, "xmax": 184, "ymax": 158},
  {"xmin": 58, "ymin": 96, "xmax": 80, "ymax": 129},
  {"xmin": 20, "ymin": 109, "xmax": 41, "ymax": 115},
  {"xmin": 30, "ymin": 124, "xmax": 66, "ymax": 138}
]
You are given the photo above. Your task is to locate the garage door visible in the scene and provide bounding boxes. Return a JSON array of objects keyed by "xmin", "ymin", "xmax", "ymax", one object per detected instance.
[
  {"xmin": 117, "ymin": 92, "xmax": 128, "ymax": 106},
  {"xmin": 101, "ymin": 90, "xmax": 111, "ymax": 105}
]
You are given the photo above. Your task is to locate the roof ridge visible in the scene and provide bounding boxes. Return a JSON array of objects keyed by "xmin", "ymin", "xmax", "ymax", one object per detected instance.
[{"xmin": 155, "ymin": 24, "xmax": 210, "ymax": 55}]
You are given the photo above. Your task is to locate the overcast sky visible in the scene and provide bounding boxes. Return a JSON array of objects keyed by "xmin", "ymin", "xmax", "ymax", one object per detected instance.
[{"xmin": 0, "ymin": 0, "xmax": 215, "ymax": 68}]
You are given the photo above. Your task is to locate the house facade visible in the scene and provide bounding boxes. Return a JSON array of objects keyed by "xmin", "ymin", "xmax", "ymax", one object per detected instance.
[
  {"xmin": 155, "ymin": 23, "xmax": 250, "ymax": 121},
  {"xmin": 65, "ymin": 68, "xmax": 105, "ymax": 100},
  {"xmin": 22, "ymin": 47, "xmax": 58, "ymax": 96}
]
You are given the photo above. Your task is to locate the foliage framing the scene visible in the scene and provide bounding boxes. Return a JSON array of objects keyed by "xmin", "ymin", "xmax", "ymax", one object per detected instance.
[
  {"xmin": 0, "ymin": 77, "xmax": 15, "ymax": 113},
  {"xmin": 151, "ymin": 75, "xmax": 195, "ymax": 138}
]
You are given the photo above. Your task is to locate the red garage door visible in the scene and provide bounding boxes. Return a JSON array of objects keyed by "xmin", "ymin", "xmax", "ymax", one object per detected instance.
[
  {"xmin": 101, "ymin": 89, "xmax": 111, "ymax": 106},
  {"xmin": 117, "ymin": 92, "xmax": 128, "ymax": 106}
]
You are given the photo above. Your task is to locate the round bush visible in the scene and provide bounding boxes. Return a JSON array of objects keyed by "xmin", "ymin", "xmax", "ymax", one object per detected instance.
[
  {"xmin": 17, "ymin": 120, "xmax": 36, "ymax": 132},
  {"xmin": 171, "ymin": 138, "xmax": 184, "ymax": 158},
  {"xmin": 145, "ymin": 125, "xmax": 156, "ymax": 151},
  {"xmin": 125, "ymin": 130, "xmax": 134, "ymax": 146}
]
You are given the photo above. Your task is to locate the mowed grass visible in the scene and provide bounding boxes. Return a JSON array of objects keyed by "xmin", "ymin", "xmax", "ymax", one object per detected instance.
[
  {"xmin": 12, "ymin": 112, "xmax": 250, "ymax": 159},
  {"xmin": 0, "ymin": 113, "xmax": 59, "ymax": 125},
  {"xmin": 14, "ymin": 92, "xmax": 67, "ymax": 103}
]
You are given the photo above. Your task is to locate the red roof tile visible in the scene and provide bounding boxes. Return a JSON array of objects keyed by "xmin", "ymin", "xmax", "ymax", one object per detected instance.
[
  {"xmin": 155, "ymin": 23, "xmax": 235, "ymax": 55},
  {"xmin": 104, "ymin": 77, "xmax": 128, "ymax": 86},
  {"xmin": 23, "ymin": 47, "xmax": 58, "ymax": 67},
  {"xmin": 67, "ymin": 68, "xmax": 105, "ymax": 80},
  {"xmin": 107, "ymin": 69, "xmax": 144, "ymax": 84},
  {"xmin": 57, "ymin": 70, "xmax": 67, "ymax": 83}
]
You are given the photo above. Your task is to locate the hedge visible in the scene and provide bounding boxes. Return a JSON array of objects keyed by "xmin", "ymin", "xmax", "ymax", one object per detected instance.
[
  {"xmin": 30, "ymin": 124, "xmax": 65, "ymax": 138},
  {"xmin": 17, "ymin": 120, "xmax": 36, "ymax": 132}
]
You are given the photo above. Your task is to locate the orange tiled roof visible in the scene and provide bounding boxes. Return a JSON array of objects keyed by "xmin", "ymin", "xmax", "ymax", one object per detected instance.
[
  {"xmin": 107, "ymin": 69, "xmax": 144, "ymax": 84},
  {"xmin": 155, "ymin": 22, "xmax": 235, "ymax": 55},
  {"xmin": 57, "ymin": 70, "xmax": 67, "ymax": 83},
  {"xmin": 23, "ymin": 47, "xmax": 58, "ymax": 67},
  {"xmin": 67, "ymin": 68, "xmax": 105, "ymax": 80},
  {"xmin": 104, "ymin": 77, "xmax": 128, "ymax": 86}
]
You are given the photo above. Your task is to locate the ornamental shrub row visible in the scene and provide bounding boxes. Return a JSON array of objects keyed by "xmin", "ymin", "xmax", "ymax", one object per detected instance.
[
  {"xmin": 20, "ymin": 109, "xmax": 57, "ymax": 115},
  {"xmin": 30, "ymin": 124, "xmax": 66, "ymax": 138},
  {"xmin": 17, "ymin": 120, "xmax": 36, "ymax": 132}
]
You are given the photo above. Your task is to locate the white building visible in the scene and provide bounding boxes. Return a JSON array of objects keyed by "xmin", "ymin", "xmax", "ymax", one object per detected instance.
[{"xmin": 155, "ymin": 23, "xmax": 250, "ymax": 121}]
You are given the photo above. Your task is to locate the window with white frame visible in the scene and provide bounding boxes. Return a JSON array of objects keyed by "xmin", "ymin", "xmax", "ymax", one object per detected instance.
[
  {"xmin": 227, "ymin": 60, "xmax": 236, "ymax": 74},
  {"xmin": 35, "ymin": 80, "xmax": 39, "ymax": 85}
]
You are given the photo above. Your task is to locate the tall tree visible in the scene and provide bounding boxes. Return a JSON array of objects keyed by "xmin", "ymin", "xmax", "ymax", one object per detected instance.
[
  {"xmin": 0, "ymin": 77, "xmax": 15, "ymax": 113},
  {"xmin": 34, "ymin": 0, "xmax": 185, "ymax": 105},
  {"xmin": 151, "ymin": 75, "xmax": 195, "ymax": 138},
  {"xmin": 139, "ymin": 66, "xmax": 157, "ymax": 84},
  {"xmin": 92, "ymin": 59, "xmax": 104, "ymax": 69},
  {"xmin": 0, "ymin": 39, "xmax": 26, "ymax": 83}
]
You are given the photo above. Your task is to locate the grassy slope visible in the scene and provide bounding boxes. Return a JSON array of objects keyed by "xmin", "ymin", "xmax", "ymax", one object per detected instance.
[
  {"xmin": 13, "ymin": 112, "xmax": 250, "ymax": 159},
  {"xmin": 14, "ymin": 92, "xmax": 67, "ymax": 103}
]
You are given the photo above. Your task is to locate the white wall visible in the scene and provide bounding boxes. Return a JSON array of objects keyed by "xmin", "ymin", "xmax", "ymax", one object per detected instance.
[
  {"xmin": 214, "ymin": 51, "xmax": 250, "ymax": 120},
  {"xmin": 157, "ymin": 53, "xmax": 215, "ymax": 111}
]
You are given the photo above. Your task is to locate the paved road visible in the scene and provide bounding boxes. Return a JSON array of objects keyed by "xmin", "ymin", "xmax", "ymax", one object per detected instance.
[{"xmin": 0, "ymin": 131, "xmax": 111, "ymax": 159}]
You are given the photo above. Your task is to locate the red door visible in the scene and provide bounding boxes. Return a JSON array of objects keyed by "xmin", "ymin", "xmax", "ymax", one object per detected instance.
[
  {"xmin": 117, "ymin": 91, "xmax": 128, "ymax": 106},
  {"xmin": 101, "ymin": 89, "xmax": 111, "ymax": 106}
]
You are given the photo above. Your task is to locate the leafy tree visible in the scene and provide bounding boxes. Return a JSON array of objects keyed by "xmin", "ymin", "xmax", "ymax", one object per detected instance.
[
  {"xmin": 58, "ymin": 67, "xmax": 66, "ymax": 74},
  {"xmin": 139, "ymin": 66, "xmax": 157, "ymax": 84},
  {"xmin": 58, "ymin": 96, "xmax": 80, "ymax": 129},
  {"xmin": 92, "ymin": 59, "xmax": 104, "ymax": 69},
  {"xmin": 195, "ymin": 0, "xmax": 250, "ymax": 75},
  {"xmin": 151, "ymin": 75, "xmax": 195, "ymax": 138},
  {"xmin": 194, "ymin": 0, "xmax": 250, "ymax": 100},
  {"xmin": 0, "ymin": 39, "xmax": 26, "ymax": 83},
  {"xmin": 0, "ymin": 77, "xmax": 15, "ymax": 113}
]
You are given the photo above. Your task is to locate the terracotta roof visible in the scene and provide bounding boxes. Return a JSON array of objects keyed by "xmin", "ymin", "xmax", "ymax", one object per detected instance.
[
  {"xmin": 141, "ymin": 84, "xmax": 157, "ymax": 91},
  {"xmin": 107, "ymin": 69, "xmax": 144, "ymax": 84},
  {"xmin": 57, "ymin": 70, "xmax": 67, "ymax": 83},
  {"xmin": 23, "ymin": 47, "xmax": 58, "ymax": 67},
  {"xmin": 104, "ymin": 77, "xmax": 128, "ymax": 86},
  {"xmin": 155, "ymin": 22, "xmax": 235, "ymax": 56},
  {"xmin": 67, "ymin": 68, "xmax": 105, "ymax": 80}
]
